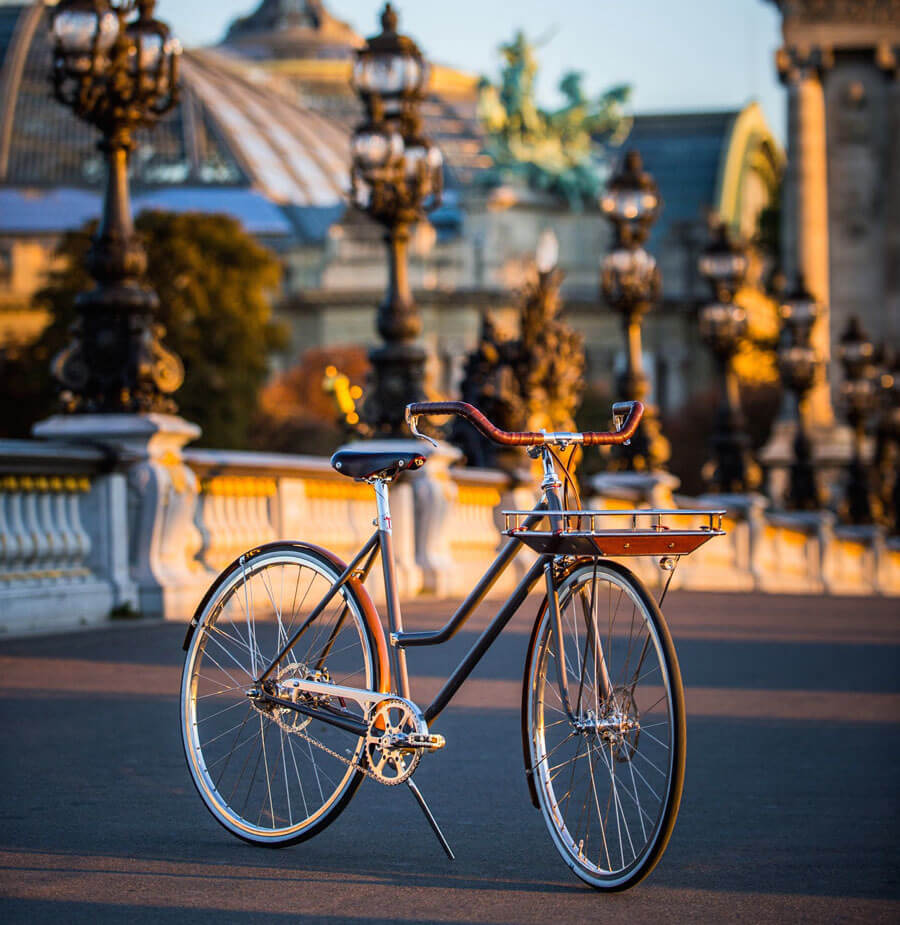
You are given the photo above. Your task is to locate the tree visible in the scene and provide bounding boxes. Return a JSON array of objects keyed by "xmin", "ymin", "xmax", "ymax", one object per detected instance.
[
  {"xmin": 249, "ymin": 346, "xmax": 370, "ymax": 456},
  {"xmin": 0, "ymin": 211, "xmax": 285, "ymax": 448}
]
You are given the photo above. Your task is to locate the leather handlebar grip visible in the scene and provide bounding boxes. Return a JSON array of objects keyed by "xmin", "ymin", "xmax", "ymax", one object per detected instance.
[
  {"xmin": 406, "ymin": 401, "xmax": 544, "ymax": 446},
  {"xmin": 582, "ymin": 400, "xmax": 644, "ymax": 445}
]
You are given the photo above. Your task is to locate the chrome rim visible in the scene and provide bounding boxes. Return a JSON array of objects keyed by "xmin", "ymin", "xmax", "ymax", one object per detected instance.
[
  {"xmin": 182, "ymin": 550, "xmax": 374, "ymax": 842},
  {"xmin": 529, "ymin": 564, "xmax": 677, "ymax": 887}
]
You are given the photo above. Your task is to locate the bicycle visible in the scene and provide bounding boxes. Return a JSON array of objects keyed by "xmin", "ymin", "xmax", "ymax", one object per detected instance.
[{"xmin": 180, "ymin": 399, "xmax": 724, "ymax": 891}]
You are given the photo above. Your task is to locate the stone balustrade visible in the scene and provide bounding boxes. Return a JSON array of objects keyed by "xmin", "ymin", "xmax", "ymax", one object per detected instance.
[
  {"xmin": 0, "ymin": 438, "xmax": 135, "ymax": 634},
  {"xmin": 0, "ymin": 427, "xmax": 897, "ymax": 637}
]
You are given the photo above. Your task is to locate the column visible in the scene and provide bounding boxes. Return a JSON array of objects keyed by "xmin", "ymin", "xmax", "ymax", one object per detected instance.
[{"xmin": 778, "ymin": 45, "xmax": 834, "ymax": 428}]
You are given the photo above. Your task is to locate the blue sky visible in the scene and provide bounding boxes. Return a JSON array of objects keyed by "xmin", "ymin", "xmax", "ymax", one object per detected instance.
[{"xmin": 157, "ymin": 0, "xmax": 786, "ymax": 143}]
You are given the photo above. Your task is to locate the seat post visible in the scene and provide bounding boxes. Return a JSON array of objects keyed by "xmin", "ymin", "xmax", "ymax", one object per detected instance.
[{"xmin": 373, "ymin": 479, "xmax": 411, "ymax": 700}]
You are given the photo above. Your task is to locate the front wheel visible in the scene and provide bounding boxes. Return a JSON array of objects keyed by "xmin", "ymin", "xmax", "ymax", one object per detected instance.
[
  {"xmin": 524, "ymin": 559, "xmax": 686, "ymax": 890},
  {"xmin": 181, "ymin": 543, "xmax": 383, "ymax": 846}
]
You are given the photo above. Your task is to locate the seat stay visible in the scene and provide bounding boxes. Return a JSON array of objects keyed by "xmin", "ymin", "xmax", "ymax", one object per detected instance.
[
  {"xmin": 312, "ymin": 539, "xmax": 381, "ymax": 673},
  {"xmin": 257, "ymin": 531, "xmax": 381, "ymax": 683}
]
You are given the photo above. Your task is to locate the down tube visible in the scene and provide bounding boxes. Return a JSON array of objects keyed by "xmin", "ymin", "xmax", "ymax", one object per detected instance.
[{"xmin": 423, "ymin": 555, "xmax": 549, "ymax": 724}]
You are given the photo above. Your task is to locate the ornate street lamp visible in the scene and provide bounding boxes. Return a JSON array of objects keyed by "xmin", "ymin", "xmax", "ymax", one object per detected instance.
[
  {"xmin": 49, "ymin": 0, "xmax": 183, "ymax": 414},
  {"xmin": 697, "ymin": 221, "xmax": 760, "ymax": 493},
  {"xmin": 350, "ymin": 3, "xmax": 443, "ymax": 436},
  {"xmin": 600, "ymin": 150, "xmax": 669, "ymax": 471},
  {"xmin": 837, "ymin": 316, "xmax": 879, "ymax": 524},
  {"xmin": 776, "ymin": 279, "xmax": 823, "ymax": 510}
]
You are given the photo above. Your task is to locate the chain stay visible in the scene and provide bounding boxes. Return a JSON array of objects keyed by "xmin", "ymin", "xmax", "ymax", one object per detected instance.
[{"xmin": 260, "ymin": 693, "xmax": 435, "ymax": 787}]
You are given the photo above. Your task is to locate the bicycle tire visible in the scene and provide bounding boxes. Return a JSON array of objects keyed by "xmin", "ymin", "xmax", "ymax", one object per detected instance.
[
  {"xmin": 523, "ymin": 558, "xmax": 686, "ymax": 890},
  {"xmin": 181, "ymin": 542, "xmax": 386, "ymax": 846}
]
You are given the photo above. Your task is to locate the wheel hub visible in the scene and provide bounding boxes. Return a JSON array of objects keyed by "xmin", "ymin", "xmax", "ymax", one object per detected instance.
[
  {"xmin": 248, "ymin": 662, "xmax": 333, "ymax": 734},
  {"xmin": 575, "ymin": 688, "xmax": 641, "ymax": 761}
]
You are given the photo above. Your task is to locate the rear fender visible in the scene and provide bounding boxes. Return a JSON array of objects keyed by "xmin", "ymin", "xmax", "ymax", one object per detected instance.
[{"xmin": 182, "ymin": 541, "xmax": 391, "ymax": 695}]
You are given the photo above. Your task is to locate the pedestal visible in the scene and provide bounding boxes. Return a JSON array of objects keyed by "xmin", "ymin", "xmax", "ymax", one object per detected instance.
[
  {"xmin": 760, "ymin": 418, "xmax": 853, "ymax": 508},
  {"xmin": 33, "ymin": 413, "xmax": 210, "ymax": 619}
]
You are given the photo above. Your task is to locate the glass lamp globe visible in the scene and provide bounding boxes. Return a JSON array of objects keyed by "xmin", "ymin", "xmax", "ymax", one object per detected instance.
[
  {"xmin": 352, "ymin": 129, "xmax": 403, "ymax": 171},
  {"xmin": 52, "ymin": 0, "xmax": 118, "ymax": 73},
  {"xmin": 603, "ymin": 246, "xmax": 657, "ymax": 280},
  {"xmin": 352, "ymin": 5, "xmax": 426, "ymax": 116},
  {"xmin": 780, "ymin": 293, "xmax": 818, "ymax": 326},
  {"xmin": 779, "ymin": 282, "xmax": 820, "ymax": 347},
  {"xmin": 353, "ymin": 53, "xmax": 422, "ymax": 97},
  {"xmin": 601, "ymin": 189, "xmax": 658, "ymax": 223},
  {"xmin": 600, "ymin": 151, "xmax": 660, "ymax": 238},
  {"xmin": 698, "ymin": 224, "xmax": 749, "ymax": 299},
  {"xmin": 402, "ymin": 141, "xmax": 442, "ymax": 199},
  {"xmin": 700, "ymin": 302, "xmax": 747, "ymax": 350},
  {"xmin": 778, "ymin": 344, "xmax": 818, "ymax": 392},
  {"xmin": 699, "ymin": 251, "xmax": 748, "ymax": 285}
]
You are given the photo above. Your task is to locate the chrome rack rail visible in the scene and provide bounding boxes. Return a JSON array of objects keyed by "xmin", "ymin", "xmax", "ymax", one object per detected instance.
[{"xmin": 501, "ymin": 508, "xmax": 726, "ymax": 558}]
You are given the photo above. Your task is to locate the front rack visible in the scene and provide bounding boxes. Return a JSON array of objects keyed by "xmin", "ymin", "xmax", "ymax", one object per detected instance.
[{"xmin": 502, "ymin": 508, "xmax": 726, "ymax": 557}]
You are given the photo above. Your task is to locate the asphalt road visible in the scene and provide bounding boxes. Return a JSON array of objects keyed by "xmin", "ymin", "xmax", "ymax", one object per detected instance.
[{"xmin": 1, "ymin": 589, "xmax": 899, "ymax": 923}]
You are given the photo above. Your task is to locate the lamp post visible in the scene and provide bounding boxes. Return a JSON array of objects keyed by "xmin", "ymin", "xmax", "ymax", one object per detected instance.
[
  {"xmin": 599, "ymin": 150, "xmax": 669, "ymax": 471},
  {"xmin": 48, "ymin": 0, "xmax": 184, "ymax": 414},
  {"xmin": 350, "ymin": 3, "xmax": 443, "ymax": 436},
  {"xmin": 872, "ymin": 348, "xmax": 900, "ymax": 534},
  {"xmin": 776, "ymin": 279, "xmax": 823, "ymax": 510},
  {"xmin": 697, "ymin": 220, "xmax": 760, "ymax": 493},
  {"xmin": 837, "ymin": 316, "xmax": 879, "ymax": 524}
]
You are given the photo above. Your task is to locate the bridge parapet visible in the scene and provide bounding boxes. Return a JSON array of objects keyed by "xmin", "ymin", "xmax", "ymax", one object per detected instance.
[{"xmin": 0, "ymin": 436, "xmax": 897, "ymax": 636}]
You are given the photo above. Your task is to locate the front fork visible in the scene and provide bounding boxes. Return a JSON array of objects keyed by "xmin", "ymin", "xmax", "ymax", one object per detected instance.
[{"xmin": 545, "ymin": 559, "xmax": 613, "ymax": 723}]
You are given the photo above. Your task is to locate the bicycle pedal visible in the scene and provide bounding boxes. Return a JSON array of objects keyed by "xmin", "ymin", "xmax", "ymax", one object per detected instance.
[{"xmin": 408, "ymin": 732, "xmax": 446, "ymax": 751}]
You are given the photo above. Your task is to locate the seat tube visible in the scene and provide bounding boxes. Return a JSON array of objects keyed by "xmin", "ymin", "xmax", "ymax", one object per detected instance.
[{"xmin": 374, "ymin": 480, "xmax": 411, "ymax": 700}]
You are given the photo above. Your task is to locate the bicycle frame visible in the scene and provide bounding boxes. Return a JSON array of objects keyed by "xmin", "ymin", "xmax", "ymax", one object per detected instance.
[{"xmin": 256, "ymin": 447, "xmax": 583, "ymax": 730}]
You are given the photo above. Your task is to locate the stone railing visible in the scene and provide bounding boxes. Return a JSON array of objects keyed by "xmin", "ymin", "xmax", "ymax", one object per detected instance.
[
  {"xmin": 0, "ymin": 438, "xmax": 136, "ymax": 634},
  {"xmin": 1, "ymin": 418, "xmax": 897, "ymax": 636},
  {"xmin": 590, "ymin": 488, "xmax": 900, "ymax": 597}
]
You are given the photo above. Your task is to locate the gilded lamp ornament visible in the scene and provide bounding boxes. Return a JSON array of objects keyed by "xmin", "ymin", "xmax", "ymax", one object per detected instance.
[
  {"xmin": 600, "ymin": 151, "xmax": 669, "ymax": 472},
  {"xmin": 49, "ymin": 0, "xmax": 184, "ymax": 414},
  {"xmin": 350, "ymin": 3, "xmax": 443, "ymax": 436}
]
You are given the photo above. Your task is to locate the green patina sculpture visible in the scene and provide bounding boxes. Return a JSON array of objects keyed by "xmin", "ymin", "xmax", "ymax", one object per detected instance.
[{"xmin": 478, "ymin": 31, "xmax": 632, "ymax": 208}]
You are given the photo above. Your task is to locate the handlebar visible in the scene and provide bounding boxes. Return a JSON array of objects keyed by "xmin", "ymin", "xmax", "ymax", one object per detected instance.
[{"xmin": 404, "ymin": 400, "xmax": 644, "ymax": 447}]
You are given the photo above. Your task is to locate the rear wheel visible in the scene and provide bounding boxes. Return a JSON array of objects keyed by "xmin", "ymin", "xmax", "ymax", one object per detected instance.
[
  {"xmin": 525, "ymin": 559, "xmax": 686, "ymax": 890},
  {"xmin": 181, "ymin": 545, "xmax": 381, "ymax": 846}
]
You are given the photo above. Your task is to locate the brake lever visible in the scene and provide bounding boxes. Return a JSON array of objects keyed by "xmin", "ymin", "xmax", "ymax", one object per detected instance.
[
  {"xmin": 611, "ymin": 401, "xmax": 634, "ymax": 446},
  {"xmin": 405, "ymin": 406, "xmax": 439, "ymax": 448}
]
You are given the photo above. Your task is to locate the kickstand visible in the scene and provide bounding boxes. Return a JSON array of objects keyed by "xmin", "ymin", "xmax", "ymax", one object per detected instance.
[{"xmin": 407, "ymin": 777, "xmax": 455, "ymax": 860}]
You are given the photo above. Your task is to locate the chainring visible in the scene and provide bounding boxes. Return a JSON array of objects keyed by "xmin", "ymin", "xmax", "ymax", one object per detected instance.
[{"xmin": 364, "ymin": 697, "xmax": 422, "ymax": 785}]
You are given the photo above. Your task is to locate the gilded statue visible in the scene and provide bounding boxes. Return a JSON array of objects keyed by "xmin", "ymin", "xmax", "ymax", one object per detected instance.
[{"xmin": 477, "ymin": 31, "xmax": 632, "ymax": 208}]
